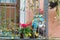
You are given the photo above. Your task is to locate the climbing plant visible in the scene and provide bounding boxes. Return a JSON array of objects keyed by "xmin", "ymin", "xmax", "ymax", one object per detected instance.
[{"xmin": 56, "ymin": 0, "xmax": 60, "ymax": 20}]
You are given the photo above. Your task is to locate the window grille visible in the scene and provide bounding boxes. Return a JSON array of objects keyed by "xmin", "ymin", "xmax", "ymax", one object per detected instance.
[{"xmin": 0, "ymin": 0, "xmax": 48, "ymax": 39}]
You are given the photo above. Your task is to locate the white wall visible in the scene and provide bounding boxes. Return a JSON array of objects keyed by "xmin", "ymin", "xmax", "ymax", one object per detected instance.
[{"xmin": 20, "ymin": 0, "xmax": 26, "ymax": 24}]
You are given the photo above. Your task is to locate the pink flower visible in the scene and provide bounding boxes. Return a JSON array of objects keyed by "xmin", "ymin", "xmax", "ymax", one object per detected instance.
[
  {"xmin": 40, "ymin": 9, "xmax": 44, "ymax": 14},
  {"xmin": 36, "ymin": 9, "xmax": 44, "ymax": 14}
]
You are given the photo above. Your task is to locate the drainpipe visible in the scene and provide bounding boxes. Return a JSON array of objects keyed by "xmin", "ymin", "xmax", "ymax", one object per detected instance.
[{"xmin": 44, "ymin": 0, "xmax": 48, "ymax": 39}]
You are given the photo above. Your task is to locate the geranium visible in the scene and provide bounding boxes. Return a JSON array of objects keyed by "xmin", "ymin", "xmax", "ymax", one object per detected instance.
[
  {"xmin": 20, "ymin": 22, "xmax": 32, "ymax": 28},
  {"xmin": 21, "ymin": 24, "xmax": 28, "ymax": 28}
]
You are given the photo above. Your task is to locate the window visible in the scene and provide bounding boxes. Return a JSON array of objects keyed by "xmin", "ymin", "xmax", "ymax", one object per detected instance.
[{"xmin": 0, "ymin": 0, "xmax": 16, "ymax": 3}]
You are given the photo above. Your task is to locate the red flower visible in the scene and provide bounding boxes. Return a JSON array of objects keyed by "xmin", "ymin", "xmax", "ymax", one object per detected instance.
[
  {"xmin": 21, "ymin": 24, "xmax": 28, "ymax": 28},
  {"xmin": 20, "ymin": 22, "xmax": 32, "ymax": 28}
]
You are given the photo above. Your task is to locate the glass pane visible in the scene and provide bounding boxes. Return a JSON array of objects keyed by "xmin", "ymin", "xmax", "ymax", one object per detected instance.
[
  {"xmin": 1, "ymin": 0, "xmax": 6, "ymax": 3},
  {"xmin": 11, "ymin": 0, "xmax": 16, "ymax": 3},
  {"xmin": 0, "ymin": 0, "xmax": 16, "ymax": 3},
  {"xmin": 6, "ymin": 0, "xmax": 10, "ymax": 3}
]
